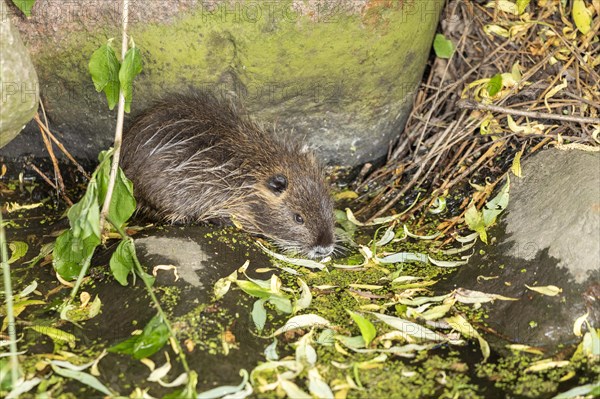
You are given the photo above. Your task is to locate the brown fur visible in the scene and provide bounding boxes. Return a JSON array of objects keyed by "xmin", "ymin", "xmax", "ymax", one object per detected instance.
[{"xmin": 121, "ymin": 90, "xmax": 335, "ymax": 258}]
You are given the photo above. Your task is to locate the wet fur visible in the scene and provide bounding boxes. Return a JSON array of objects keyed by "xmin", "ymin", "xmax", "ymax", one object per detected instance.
[{"xmin": 121, "ymin": 90, "xmax": 335, "ymax": 258}]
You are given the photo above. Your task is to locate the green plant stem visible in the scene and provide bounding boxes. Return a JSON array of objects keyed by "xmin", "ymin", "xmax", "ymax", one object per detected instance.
[
  {"xmin": 99, "ymin": 0, "xmax": 130, "ymax": 234},
  {"xmin": 0, "ymin": 213, "xmax": 20, "ymax": 386},
  {"xmin": 68, "ymin": 251, "xmax": 95, "ymax": 302},
  {"xmin": 107, "ymin": 216, "xmax": 191, "ymax": 375}
]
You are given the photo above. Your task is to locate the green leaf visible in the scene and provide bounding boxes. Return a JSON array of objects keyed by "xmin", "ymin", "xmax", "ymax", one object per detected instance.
[
  {"xmin": 433, "ymin": 33, "xmax": 454, "ymax": 59},
  {"xmin": 107, "ymin": 335, "xmax": 137, "ymax": 356},
  {"xmin": 51, "ymin": 365, "xmax": 113, "ymax": 396},
  {"xmin": 51, "ymin": 176, "xmax": 104, "ymax": 280},
  {"xmin": 553, "ymin": 382, "xmax": 600, "ymax": 399},
  {"xmin": 465, "ymin": 204, "xmax": 487, "ymax": 244},
  {"xmin": 482, "ymin": 177, "xmax": 510, "ymax": 227},
  {"xmin": 8, "ymin": 241, "xmax": 28, "ymax": 264},
  {"xmin": 487, "ymin": 73, "xmax": 503, "ymax": 96},
  {"xmin": 29, "ymin": 325, "xmax": 76, "ymax": 348},
  {"xmin": 268, "ymin": 296, "xmax": 293, "ymax": 314},
  {"xmin": 109, "ymin": 314, "xmax": 169, "ymax": 359},
  {"xmin": 11, "ymin": 0, "xmax": 36, "ymax": 17},
  {"xmin": 112, "ymin": 168, "xmax": 136, "ymax": 226},
  {"xmin": 52, "ymin": 229, "xmax": 100, "ymax": 280},
  {"xmin": 236, "ymin": 280, "xmax": 271, "ymax": 299},
  {"xmin": 516, "ymin": 0, "xmax": 531, "ymax": 14},
  {"xmin": 252, "ymin": 299, "xmax": 267, "ymax": 332},
  {"xmin": 378, "ymin": 251, "xmax": 429, "ymax": 264},
  {"xmin": 347, "ymin": 310, "xmax": 377, "ymax": 347},
  {"xmin": 96, "ymin": 150, "xmax": 113, "ymax": 202},
  {"xmin": 118, "ymin": 46, "xmax": 143, "ymax": 113},
  {"xmin": 63, "ymin": 295, "xmax": 102, "ymax": 322},
  {"xmin": 109, "ymin": 239, "xmax": 136, "ymax": 286},
  {"xmin": 89, "ymin": 43, "xmax": 121, "ymax": 110},
  {"xmin": 67, "ymin": 181, "xmax": 101, "ymax": 242},
  {"xmin": 96, "ymin": 150, "xmax": 136, "ymax": 229}
]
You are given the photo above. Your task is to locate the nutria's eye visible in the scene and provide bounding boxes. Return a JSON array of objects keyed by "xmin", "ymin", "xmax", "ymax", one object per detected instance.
[
  {"xmin": 294, "ymin": 213, "xmax": 304, "ymax": 224},
  {"xmin": 267, "ymin": 174, "xmax": 288, "ymax": 195}
]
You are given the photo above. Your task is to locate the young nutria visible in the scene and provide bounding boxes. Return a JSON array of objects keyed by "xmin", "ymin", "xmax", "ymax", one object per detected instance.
[{"xmin": 121, "ymin": 90, "xmax": 335, "ymax": 259}]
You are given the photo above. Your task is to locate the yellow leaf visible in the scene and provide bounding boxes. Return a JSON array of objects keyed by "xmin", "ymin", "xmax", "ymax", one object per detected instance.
[
  {"xmin": 525, "ymin": 284, "xmax": 563, "ymax": 296},
  {"xmin": 334, "ymin": 191, "xmax": 359, "ymax": 200},
  {"xmin": 506, "ymin": 115, "xmax": 522, "ymax": 133},
  {"xmin": 510, "ymin": 62, "xmax": 522, "ymax": 81},
  {"xmin": 544, "ymin": 79, "xmax": 568, "ymax": 112},
  {"xmin": 573, "ymin": 0, "xmax": 593, "ymax": 34},
  {"xmin": 525, "ymin": 359, "xmax": 570, "ymax": 372},
  {"xmin": 511, "ymin": 150, "xmax": 523, "ymax": 177},
  {"xmin": 484, "ymin": 24, "xmax": 510, "ymax": 38},
  {"xmin": 446, "ymin": 314, "xmax": 490, "ymax": 362},
  {"xmin": 573, "ymin": 312, "xmax": 589, "ymax": 337},
  {"xmin": 507, "ymin": 344, "xmax": 544, "ymax": 355},
  {"xmin": 29, "ymin": 325, "xmax": 77, "ymax": 348},
  {"xmin": 485, "ymin": 0, "xmax": 519, "ymax": 14},
  {"xmin": 506, "ymin": 115, "xmax": 547, "ymax": 135}
]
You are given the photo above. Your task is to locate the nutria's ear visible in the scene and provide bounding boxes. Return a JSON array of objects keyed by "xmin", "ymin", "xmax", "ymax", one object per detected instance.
[{"xmin": 267, "ymin": 174, "xmax": 288, "ymax": 195}]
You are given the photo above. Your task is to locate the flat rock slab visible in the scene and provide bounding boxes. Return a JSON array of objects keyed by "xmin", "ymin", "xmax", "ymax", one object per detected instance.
[{"xmin": 440, "ymin": 149, "xmax": 599, "ymax": 350}]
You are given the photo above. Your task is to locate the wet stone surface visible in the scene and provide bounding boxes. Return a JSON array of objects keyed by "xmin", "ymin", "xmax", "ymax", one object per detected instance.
[
  {"xmin": 86, "ymin": 225, "xmax": 274, "ymax": 394},
  {"xmin": 439, "ymin": 149, "xmax": 600, "ymax": 351}
]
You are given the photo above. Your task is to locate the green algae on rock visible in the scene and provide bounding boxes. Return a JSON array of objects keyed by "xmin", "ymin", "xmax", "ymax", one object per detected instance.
[{"xmin": 3, "ymin": 0, "xmax": 442, "ymax": 166}]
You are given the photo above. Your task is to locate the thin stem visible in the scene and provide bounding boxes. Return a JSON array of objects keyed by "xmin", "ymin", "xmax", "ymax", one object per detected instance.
[
  {"xmin": 0, "ymin": 213, "xmax": 20, "ymax": 386},
  {"xmin": 68, "ymin": 251, "xmax": 95, "ymax": 302},
  {"xmin": 107, "ymin": 216, "xmax": 191, "ymax": 375},
  {"xmin": 458, "ymin": 100, "xmax": 600, "ymax": 124},
  {"xmin": 99, "ymin": 0, "xmax": 130, "ymax": 234}
]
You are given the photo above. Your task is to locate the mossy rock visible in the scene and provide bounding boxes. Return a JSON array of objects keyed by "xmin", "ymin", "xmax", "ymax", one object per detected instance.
[
  {"xmin": 0, "ymin": 0, "xmax": 39, "ymax": 149},
  {"xmin": 2, "ymin": 0, "xmax": 443, "ymax": 167}
]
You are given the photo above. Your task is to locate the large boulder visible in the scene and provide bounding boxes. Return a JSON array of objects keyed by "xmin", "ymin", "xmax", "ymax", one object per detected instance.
[
  {"xmin": 0, "ymin": 0, "xmax": 443, "ymax": 166},
  {"xmin": 0, "ymin": 0, "xmax": 39, "ymax": 148},
  {"xmin": 444, "ymin": 149, "xmax": 599, "ymax": 350}
]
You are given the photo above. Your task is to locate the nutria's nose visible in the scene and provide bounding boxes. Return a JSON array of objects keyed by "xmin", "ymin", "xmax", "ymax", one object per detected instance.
[
  {"xmin": 308, "ymin": 245, "xmax": 334, "ymax": 259},
  {"xmin": 315, "ymin": 229, "xmax": 334, "ymax": 247}
]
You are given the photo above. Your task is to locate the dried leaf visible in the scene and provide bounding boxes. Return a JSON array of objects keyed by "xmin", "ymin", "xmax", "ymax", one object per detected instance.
[
  {"xmin": 573, "ymin": 312, "xmax": 589, "ymax": 337},
  {"xmin": 511, "ymin": 150, "xmax": 523, "ymax": 177},
  {"xmin": 525, "ymin": 284, "xmax": 562, "ymax": 296},
  {"xmin": 271, "ymin": 314, "xmax": 332, "ymax": 337}
]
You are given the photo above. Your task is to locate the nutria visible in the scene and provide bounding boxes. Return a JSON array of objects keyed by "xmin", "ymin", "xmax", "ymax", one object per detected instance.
[{"xmin": 121, "ymin": 90, "xmax": 335, "ymax": 258}]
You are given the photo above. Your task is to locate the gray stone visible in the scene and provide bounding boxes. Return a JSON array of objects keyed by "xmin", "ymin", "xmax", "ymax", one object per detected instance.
[
  {"xmin": 136, "ymin": 236, "xmax": 209, "ymax": 287},
  {"xmin": 440, "ymin": 149, "xmax": 599, "ymax": 350},
  {"xmin": 504, "ymin": 149, "xmax": 599, "ymax": 284},
  {"xmin": 0, "ymin": 0, "xmax": 442, "ymax": 166},
  {"xmin": 0, "ymin": 0, "xmax": 39, "ymax": 148}
]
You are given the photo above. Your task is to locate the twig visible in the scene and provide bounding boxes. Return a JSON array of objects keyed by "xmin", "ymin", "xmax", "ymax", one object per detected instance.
[
  {"xmin": 34, "ymin": 112, "xmax": 90, "ymax": 179},
  {"xmin": 27, "ymin": 162, "xmax": 58, "ymax": 190},
  {"xmin": 562, "ymin": 92, "xmax": 600, "ymax": 109},
  {"xmin": 458, "ymin": 100, "xmax": 600, "ymax": 124},
  {"xmin": 99, "ymin": 0, "xmax": 129, "ymax": 235},
  {"xmin": 0, "ymin": 213, "xmax": 20, "ymax": 386},
  {"xmin": 35, "ymin": 117, "xmax": 73, "ymax": 205}
]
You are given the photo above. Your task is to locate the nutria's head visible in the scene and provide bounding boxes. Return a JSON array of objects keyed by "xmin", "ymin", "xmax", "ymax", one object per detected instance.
[{"xmin": 234, "ymin": 150, "xmax": 336, "ymax": 259}]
